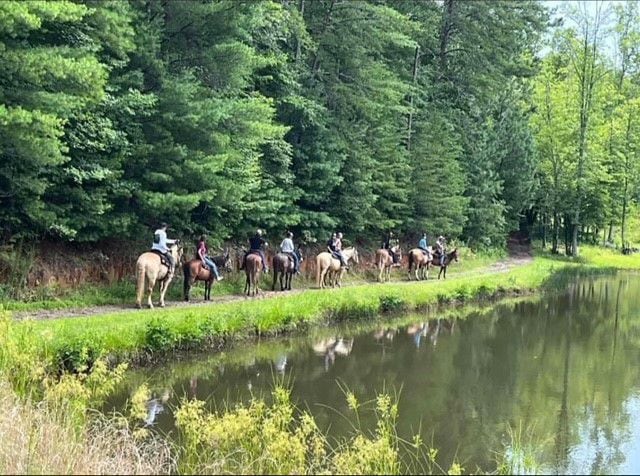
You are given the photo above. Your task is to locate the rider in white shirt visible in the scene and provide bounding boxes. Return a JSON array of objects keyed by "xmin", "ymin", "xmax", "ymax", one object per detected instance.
[
  {"xmin": 280, "ymin": 231, "xmax": 299, "ymax": 274},
  {"xmin": 152, "ymin": 223, "xmax": 177, "ymax": 273}
]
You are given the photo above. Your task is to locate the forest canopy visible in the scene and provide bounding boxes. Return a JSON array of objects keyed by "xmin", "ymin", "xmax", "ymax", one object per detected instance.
[{"xmin": 0, "ymin": 0, "xmax": 638, "ymax": 254}]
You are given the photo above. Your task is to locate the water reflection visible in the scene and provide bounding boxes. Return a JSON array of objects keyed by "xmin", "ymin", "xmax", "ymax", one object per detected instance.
[
  {"xmin": 313, "ymin": 337, "xmax": 354, "ymax": 371},
  {"xmin": 106, "ymin": 274, "xmax": 640, "ymax": 474},
  {"xmin": 144, "ymin": 389, "xmax": 170, "ymax": 427}
]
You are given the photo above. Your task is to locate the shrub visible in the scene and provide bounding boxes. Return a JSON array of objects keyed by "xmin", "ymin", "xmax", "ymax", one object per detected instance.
[
  {"xmin": 144, "ymin": 319, "xmax": 176, "ymax": 352},
  {"xmin": 379, "ymin": 295, "xmax": 406, "ymax": 314}
]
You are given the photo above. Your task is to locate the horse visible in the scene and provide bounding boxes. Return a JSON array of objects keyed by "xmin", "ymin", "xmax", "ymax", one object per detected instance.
[
  {"xmin": 431, "ymin": 248, "xmax": 459, "ymax": 279},
  {"xmin": 272, "ymin": 249, "xmax": 303, "ymax": 291},
  {"xmin": 407, "ymin": 247, "xmax": 432, "ymax": 281},
  {"xmin": 315, "ymin": 247, "xmax": 359, "ymax": 289},
  {"xmin": 135, "ymin": 243, "xmax": 184, "ymax": 309},
  {"xmin": 375, "ymin": 246, "xmax": 402, "ymax": 282},
  {"xmin": 244, "ymin": 252, "xmax": 263, "ymax": 296},
  {"xmin": 183, "ymin": 249, "xmax": 232, "ymax": 301}
]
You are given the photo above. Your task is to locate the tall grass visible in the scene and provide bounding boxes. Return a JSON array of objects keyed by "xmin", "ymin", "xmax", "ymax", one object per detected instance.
[{"xmin": 0, "ymin": 381, "xmax": 174, "ymax": 474}]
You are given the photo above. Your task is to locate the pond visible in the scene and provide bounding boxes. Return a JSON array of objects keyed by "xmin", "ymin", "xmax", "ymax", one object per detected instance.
[{"xmin": 104, "ymin": 273, "xmax": 640, "ymax": 474}]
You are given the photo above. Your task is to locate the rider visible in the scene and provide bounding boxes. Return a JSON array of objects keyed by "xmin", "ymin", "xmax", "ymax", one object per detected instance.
[
  {"xmin": 435, "ymin": 235, "xmax": 447, "ymax": 266},
  {"xmin": 334, "ymin": 232, "xmax": 348, "ymax": 269},
  {"xmin": 151, "ymin": 222, "xmax": 178, "ymax": 275},
  {"xmin": 418, "ymin": 232, "xmax": 429, "ymax": 256},
  {"xmin": 280, "ymin": 231, "xmax": 300, "ymax": 274},
  {"xmin": 242, "ymin": 229, "xmax": 269, "ymax": 273},
  {"xmin": 196, "ymin": 235, "xmax": 224, "ymax": 281},
  {"xmin": 382, "ymin": 231, "xmax": 398, "ymax": 264}
]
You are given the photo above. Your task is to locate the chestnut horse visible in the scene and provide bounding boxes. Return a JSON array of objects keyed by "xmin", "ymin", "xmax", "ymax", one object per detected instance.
[
  {"xmin": 272, "ymin": 250, "xmax": 303, "ymax": 291},
  {"xmin": 244, "ymin": 253, "xmax": 263, "ymax": 296},
  {"xmin": 183, "ymin": 250, "xmax": 232, "ymax": 301},
  {"xmin": 315, "ymin": 247, "xmax": 359, "ymax": 289},
  {"xmin": 375, "ymin": 246, "xmax": 402, "ymax": 282},
  {"xmin": 407, "ymin": 247, "xmax": 432, "ymax": 281},
  {"xmin": 135, "ymin": 243, "xmax": 183, "ymax": 309}
]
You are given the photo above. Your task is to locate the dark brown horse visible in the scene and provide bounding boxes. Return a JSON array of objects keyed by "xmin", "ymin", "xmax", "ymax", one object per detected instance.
[
  {"xmin": 183, "ymin": 250, "xmax": 231, "ymax": 301},
  {"xmin": 244, "ymin": 253, "xmax": 262, "ymax": 296},
  {"xmin": 431, "ymin": 248, "xmax": 459, "ymax": 279},
  {"xmin": 272, "ymin": 250, "xmax": 303, "ymax": 291}
]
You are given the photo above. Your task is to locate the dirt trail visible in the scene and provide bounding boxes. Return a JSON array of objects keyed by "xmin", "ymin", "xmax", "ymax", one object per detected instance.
[{"xmin": 12, "ymin": 252, "xmax": 533, "ymax": 322}]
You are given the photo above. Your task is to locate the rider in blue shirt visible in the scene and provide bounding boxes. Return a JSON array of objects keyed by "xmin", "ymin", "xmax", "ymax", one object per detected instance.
[{"xmin": 418, "ymin": 233, "xmax": 429, "ymax": 255}]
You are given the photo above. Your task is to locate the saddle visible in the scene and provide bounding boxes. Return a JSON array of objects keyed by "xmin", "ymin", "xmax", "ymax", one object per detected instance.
[{"xmin": 150, "ymin": 249, "xmax": 171, "ymax": 269}]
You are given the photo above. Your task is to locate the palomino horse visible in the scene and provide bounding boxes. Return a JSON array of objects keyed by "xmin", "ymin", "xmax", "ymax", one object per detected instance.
[
  {"xmin": 244, "ymin": 252, "xmax": 263, "ymax": 296},
  {"xmin": 272, "ymin": 250, "xmax": 303, "ymax": 291},
  {"xmin": 183, "ymin": 250, "xmax": 232, "ymax": 301},
  {"xmin": 431, "ymin": 248, "xmax": 459, "ymax": 279},
  {"xmin": 375, "ymin": 246, "xmax": 402, "ymax": 282},
  {"xmin": 315, "ymin": 247, "xmax": 359, "ymax": 289},
  {"xmin": 135, "ymin": 243, "xmax": 184, "ymax": 309},
  {"xmin": 407, "ymin": 247, "xmax": 432, "ymax": 281}
]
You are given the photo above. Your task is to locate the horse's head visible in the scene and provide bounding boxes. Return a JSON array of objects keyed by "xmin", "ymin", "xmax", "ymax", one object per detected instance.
[
  {"xmin": 171, "ymin": 242, "xmax": 184, "ymax": 262},
  {"xmin": 352, "ymin": 247, "xmax": 359, "ymax": 264},
  {"xmin": 450, "ymin": 248, "xmax": 458, "ymax": 262},
  {"xmin": 296, "ymin": 247, "xmax": 304, "ymax": 262}
]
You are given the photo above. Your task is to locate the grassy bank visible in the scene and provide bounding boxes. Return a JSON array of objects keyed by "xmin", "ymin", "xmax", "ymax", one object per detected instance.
[{"xmin": 7, "ymin": 246, "xmax": 639, "ymax": 375}]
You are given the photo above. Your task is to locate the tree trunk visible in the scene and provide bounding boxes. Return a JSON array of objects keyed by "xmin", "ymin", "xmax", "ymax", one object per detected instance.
[
  {"xmin": 565, "ymin": 215, "xmax": 572, "ymax": 256},
  {"xmin": 295, "ymin": 0, "xmax": 305, "ymax": 61},
  {"xmin": 439, "ymin": 0, "xmax": 455, "ymax": 76},
  {"xmin": 407, "ymin": 46, "xmax": 420, "ymax": 152},
  {"xmin": 552, "ymin": 211, "xmax": 559, "ymax": 254}
]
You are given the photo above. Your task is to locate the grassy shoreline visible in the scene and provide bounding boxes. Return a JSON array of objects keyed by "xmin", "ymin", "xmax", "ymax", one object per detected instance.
[{"xmin": 6, "ymin": 246, "xmax": 640, "ymax": 374}]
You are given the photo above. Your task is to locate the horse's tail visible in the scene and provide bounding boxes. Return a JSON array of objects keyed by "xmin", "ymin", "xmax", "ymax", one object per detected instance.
[
  {"xmin": 408, "ymin": 251, "xmax": 414, "ymax": 273},
  {"xmin": 316, "ymin": 255, "xmax": 322, "ymax": 288},
  {"xmin": 183, "ymin": 262, "xmax": 191, "ymax": 300},
  {"xmin": 135, "ymin": 259, "xmax": 145, "ymax": 307}
]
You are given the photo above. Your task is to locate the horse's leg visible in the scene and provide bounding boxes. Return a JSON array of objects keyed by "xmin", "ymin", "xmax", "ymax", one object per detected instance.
[
  {"xmin": 245, "ymin": 273, "xmax": 250, "ymax": 295},
  {"xmin": 272, "ymin": 268, "xmax": 277, "ymax": 291},
  {"xmin": 146, "ymin": 274, "xmax": 155, "ymax": 309},
  {"xmin": 159, "ymin": 276, "xmax": 172, "ymax": 307},
  {"xmin": 319, "ymin": 267, "xmax": 328, "ymax": 290}
]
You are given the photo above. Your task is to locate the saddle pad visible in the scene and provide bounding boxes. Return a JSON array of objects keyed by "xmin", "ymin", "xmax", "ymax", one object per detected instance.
[{"xmin": 150, "ymin": 249, "xmax": 170, "ymax": 268}]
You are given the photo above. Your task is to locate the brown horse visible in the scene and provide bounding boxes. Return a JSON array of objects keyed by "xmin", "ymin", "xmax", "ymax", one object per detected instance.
[
  {"xmin": 432, "ymin": 248, "xmax": 459, "ymax": 279},
  {"xmin": 407, "ymin": 247, "xmax": 432, "ymax": 281},
  {"xmin": 244, "ymin": 253, "xmax": 263, "ymax": 296},
  {"xmin": 375, "ymin": 246, "xmax": 402, "ymax": 282},
  {"xmin": 315, "ymin": 247, "xmax": 359, "ymax": 289},
  {"xmin": 272, "ymin": 250, "xmax": 303, "ymax": 291},
  {"xmin": 135, "ymin": 244, "xmax": 184, "ymax": 309},
  {"xmin": 183, "ymin": 250, "xmax": 232, "ymax": 301}
]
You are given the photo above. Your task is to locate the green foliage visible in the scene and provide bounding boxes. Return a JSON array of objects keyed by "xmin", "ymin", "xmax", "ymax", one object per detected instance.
[
  {"xmin": 144, "ymin": 318, "xmax": 176, "ymax": 353},
  {"xmin": 1, "ymin": 0, "xmax": 550, "ymax": 249}
]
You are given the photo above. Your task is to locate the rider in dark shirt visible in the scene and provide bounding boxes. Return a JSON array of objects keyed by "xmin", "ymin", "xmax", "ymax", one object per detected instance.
[
  {"xmin": 242, "ymin": 229, "xmax": 268, "ymax": 273},
  {"xmin": 382, "ymin": 231, "xmax": 398, "ymax": 264}
]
